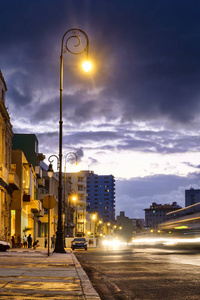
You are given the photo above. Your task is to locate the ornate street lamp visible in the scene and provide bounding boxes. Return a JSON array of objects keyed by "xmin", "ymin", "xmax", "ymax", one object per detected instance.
[
  {"xmin": 47, "ymin": 155, "xmax": 59, "ymax": 178},
  {"xmin": 55, "ymin": 29, "xmax": 91, "ymax": 253}
]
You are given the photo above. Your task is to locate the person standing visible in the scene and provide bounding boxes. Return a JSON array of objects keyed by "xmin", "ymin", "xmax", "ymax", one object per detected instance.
[
  {"xmin": 28, "ymin": 234, "xmax": 32, "ymax": 248},
  {"xmin": 44, "ymin": 235, "xmax": 47, "ymax": 248},
  {"xmin": 17, "ymin": 235, "xmax": 21, "ymax": 248},
  {"xmin": 51, "ymin": 235, "xmax": 55, "ymax": 248},
  {"xmin": 23, "ymin": 235, "xmax": 27, "ymax": 248},
  {"xmin": 11, "ymin": 236, "xmax": 15, "ymax": 248}
]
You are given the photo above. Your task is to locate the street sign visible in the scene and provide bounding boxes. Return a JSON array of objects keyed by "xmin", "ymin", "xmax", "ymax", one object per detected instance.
[{"xmin": 43, "ymin": 195, "xmax": 56, "ymax": 209}]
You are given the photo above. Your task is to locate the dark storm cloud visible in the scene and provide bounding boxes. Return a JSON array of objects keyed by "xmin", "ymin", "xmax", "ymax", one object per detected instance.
[
  {"xmin": 75, "ymin": 148, "xmax": 84, "ymax": 161},
  {"xmin": 1, "ymin": 0, "xmax": 200, "ymax": 127},
  {"xmin": 64, "ymin": 131, "xmax": 120, "ymax": 145},
  {"xmin": 116, "ymin": 172, "xmax": 200, "ymax": 218},
  {"xmin": 116, "ymin": 173, "xmax": 199, "ymax": 198},
  {"xmin": 183, "ymin": 162, "xmax": 200, "ymax": 169},
  {"xmin": 117, "ymin": 130, "xmax": 200, "ymax": 153},
  {"xmin": 56, "ymin": 127, "xmax": 200, "ymax": 155}
]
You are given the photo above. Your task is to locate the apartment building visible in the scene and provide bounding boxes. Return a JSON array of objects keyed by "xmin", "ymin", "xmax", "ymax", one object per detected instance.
[
  {"xmin": 66, "ymin": 171, "xmax": 87, "ymax": 237},
  {"xmin": 144, "ymin": 201, "xmax": 182, "ymax": 229},
  {"xmin": 185, "ymin": 187, "xmax": 200, "ymax": 207},
  {"xmin": 85, "ymin": 171, "xmax": 115, "ymax": 224},
  {"xmin": 0, "ymin": 70, "xmax": 19, "ymax": 242}
]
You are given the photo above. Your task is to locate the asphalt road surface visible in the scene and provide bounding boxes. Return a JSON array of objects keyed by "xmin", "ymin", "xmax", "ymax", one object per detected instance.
[{"xmin": 75, "ymin": 246, "xmax": 200, "ymax": 300}]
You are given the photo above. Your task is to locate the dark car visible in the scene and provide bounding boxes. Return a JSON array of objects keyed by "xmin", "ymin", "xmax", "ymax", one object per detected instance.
[
  {"xmin": 71, "ymin": 238, "xmax": 87, "ymax": 250},
  {"xmin": 0, "ymin": 241, "xmax": 10, "ymax": 251}
]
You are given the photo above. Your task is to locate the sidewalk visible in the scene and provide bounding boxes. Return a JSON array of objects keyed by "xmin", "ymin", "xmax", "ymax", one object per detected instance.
[{"xmin": 0, "ymin": 248, "xmax": 101, "ymax": 299}]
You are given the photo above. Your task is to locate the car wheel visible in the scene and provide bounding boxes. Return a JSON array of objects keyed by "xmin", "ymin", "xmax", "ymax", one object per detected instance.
[{"xmin": 0, "ymin": 245, "xmax": 5, "ymax": 252}]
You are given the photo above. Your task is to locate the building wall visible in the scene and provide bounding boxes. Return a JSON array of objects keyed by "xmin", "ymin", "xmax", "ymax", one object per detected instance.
[
  {"xmin": 66, "ymin": 171, "xmax": 87, "ymax": 237},
  {"xmin": 116, "ymin": 211, "xmax": 133, "ymax": 242},
  {"xmin": 144, "ymin": 202, "xmax": 182, "ymax": 229},
  {"xmin": 0, "ymin": 70, "xmax": 14, "ymax": 242},
  {"xmin": 185, "ymin": 188, "xmax": 200, "ymax": 207},
  {"xmin": 85, "ymin": 171, "xmax": 115, "ymax": 224},
  {"xmin": 12, "ymin": 134, "xmax": 39, "ymax": 169},
  {"xmin": 11, "ymin": 150, "xmax": 37, "ymax": 243}
]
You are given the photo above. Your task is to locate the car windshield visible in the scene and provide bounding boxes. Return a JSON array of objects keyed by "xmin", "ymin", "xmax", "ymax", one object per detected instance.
[{"xmin": 74, "ymin": 238, "xmax": 85, "ymax": 242}]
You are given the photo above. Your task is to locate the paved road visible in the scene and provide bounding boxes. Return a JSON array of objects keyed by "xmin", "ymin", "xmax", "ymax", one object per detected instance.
[{"xmin": 75, "ymin": 246, "xmax": 200, "ymax": 300}]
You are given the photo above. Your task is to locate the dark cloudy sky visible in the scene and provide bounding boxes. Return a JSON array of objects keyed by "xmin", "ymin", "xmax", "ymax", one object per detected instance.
[{"xmin": 1, "ymin": 0, "xmax": 200, "ymax": 219}]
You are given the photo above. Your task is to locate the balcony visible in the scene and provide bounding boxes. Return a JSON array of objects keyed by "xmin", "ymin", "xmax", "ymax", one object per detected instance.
[
  {"xmin": 38, "ymin": 178, "xmax": 45, "ymax": 188},
  {"xmin": 36, "ymin": 208, "xmax": 44, "ymax": 217},
  {"xmin": 0, "ymin": 163, "xmax": 9, "ymax": 187},
  {"xmin": 78, "ymin": 177, "xmax": 85, "ymax": 183},
  {"xmin": 77, "ymin": 206, "xmax": 86, "ymax": 212},
  {"xmin": 9, "ymin": 172, "xmax": 20, "ymax": 191},
  {"xmin": 30, "ymin": 199, "xmax": 42, "ymax": 212},
  {"xmin": 23, "ymin": 189, "xmax": 33, "ymax": 203}
]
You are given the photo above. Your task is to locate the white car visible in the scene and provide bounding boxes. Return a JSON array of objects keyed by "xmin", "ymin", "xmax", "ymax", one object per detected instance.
[{"xmin": 0, "ymin": 241, "xmax": 10, "ymax": 251}]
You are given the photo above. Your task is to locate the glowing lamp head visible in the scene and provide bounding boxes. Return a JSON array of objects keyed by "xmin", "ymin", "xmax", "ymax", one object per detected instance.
[
  {"xmin": 92, "ymin": 214, "xmax": 96, "ymax": 220},
  {"xmin": 72, "ymin": 195, "xmax": 77, "ymax": 202},
  {"xmin": 82, "ymin": 60, "xmax": 92, "ymax": 72}
]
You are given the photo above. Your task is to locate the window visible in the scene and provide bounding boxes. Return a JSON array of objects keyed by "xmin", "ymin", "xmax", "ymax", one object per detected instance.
[{"xmin": 78, "ymin": 185, "xmax": 84, "ymax": 191}]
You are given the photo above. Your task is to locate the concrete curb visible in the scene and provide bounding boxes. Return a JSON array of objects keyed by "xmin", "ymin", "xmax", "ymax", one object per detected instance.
[{"xmin": 71, "ymin": 252, "xmax": 101, "ymax": 300}]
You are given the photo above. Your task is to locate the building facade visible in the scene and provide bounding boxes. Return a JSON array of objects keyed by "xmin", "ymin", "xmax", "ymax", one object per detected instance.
[
  {"xmin": 185, "ymin": 187, "xmax": 200, "ymax": 207},
  {"xmin": 38, "ymin": 161, "xmax": 58, "ymax": 240},
  {"xmin": 85, "ymin": 171, "xmax": 115, "ymax": 224},
  {"xmin": 12, "ymin": 134, "xmax": 46, "ymax": 243},
  {"xmin": 66, "ymin": 171, "xmax": 87, "ymax": 237},
  {"xmin": 144, "ymin": 202, "xmax": 182, "ymax": 229},
  {"xmin": 11, "ymin": 150, "xmax": 41, "ymax": 243},
  {"xmin": 116, "ymin": 211, "xmax": 133, "ymax": 242},
  {"xmin": 0, "ymin": 70, "xmax": 19, "ymax": 242}
]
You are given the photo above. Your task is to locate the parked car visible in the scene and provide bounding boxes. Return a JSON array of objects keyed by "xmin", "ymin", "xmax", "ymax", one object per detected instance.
[
  {"xmin": 71, "ymin": 238, "xmax": 87, "ymax": 250},
  {"xmin": 0, "ymin": 241, "xmax": 10, "ymax": 251}
]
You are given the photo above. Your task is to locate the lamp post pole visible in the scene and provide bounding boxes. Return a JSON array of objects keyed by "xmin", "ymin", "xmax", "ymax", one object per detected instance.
[
  {"xmin": 54, "ymin": 29, "xmax": 90, "ymax": 253},
  {"xmin": 63, "ymin": 152, "xmax": 77, "ymax": 240}
]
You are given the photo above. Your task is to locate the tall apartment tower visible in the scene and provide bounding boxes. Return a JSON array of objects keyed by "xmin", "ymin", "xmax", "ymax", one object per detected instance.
[
  {"xmin": 185, "ymin": 188, "xmax": 200, "ymax": 207},
  {"xmin": 85, "ymin": 171, "xmax": 115, "ymax": 224}
]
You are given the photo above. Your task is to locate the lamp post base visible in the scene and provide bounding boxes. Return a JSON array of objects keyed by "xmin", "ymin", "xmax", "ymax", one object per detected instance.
[{"xmin": 53, "ymin": 231, "xmax": 66, "ymax": 253}]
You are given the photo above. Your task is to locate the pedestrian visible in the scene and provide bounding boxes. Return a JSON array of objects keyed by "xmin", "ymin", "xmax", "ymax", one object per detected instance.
[
  {"xmin": 28, "ymin": 234, "xmax": 32, "ymax": 248},
  {"xmin": 18, "ymin": 235, "xmax": 21, "ymax": 248},
  {"xmin": 44, "ymin": 235, "xmax": 47, "ymax": 248},
  {"xmin": 23, "ymin": 235, "xmax": 27, "ymax": 248},
  {"xmin": 33, "ymin": 240, "xmax": 39, "ymax": 249},
  {"xmin": 11, "ymin": 236, "xmax": 15, "ymax": 248},
  {"xmin": 51, "ymin": 235, "xmax": 55, "ymax": 248}
]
